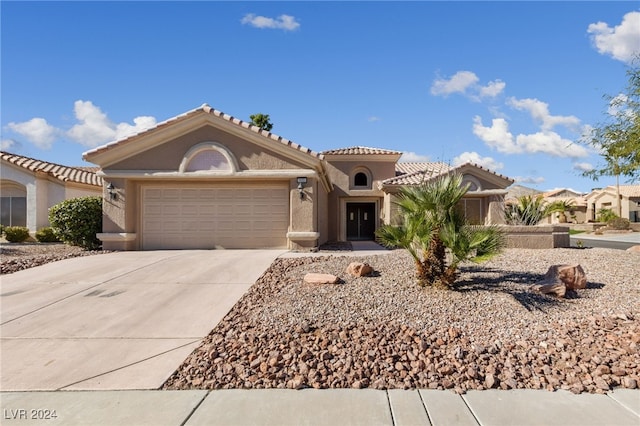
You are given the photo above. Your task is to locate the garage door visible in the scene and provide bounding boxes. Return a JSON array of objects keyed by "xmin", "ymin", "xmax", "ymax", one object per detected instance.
[{"xmin": 142, "ymin": 184, "xmax": 289, "ymax": 249}]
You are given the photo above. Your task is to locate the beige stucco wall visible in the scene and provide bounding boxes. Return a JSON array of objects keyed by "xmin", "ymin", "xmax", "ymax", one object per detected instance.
[
  {"xmin": 107, "ymin": 125, "xmax": 308, "ymax": 172},
  {"xmin": 323, "ymin": 158, "xmax": 396, "ymax": 241},
  {"xmin": 586, "ymin": 192, "xmax": 639, "ymax": 222}
]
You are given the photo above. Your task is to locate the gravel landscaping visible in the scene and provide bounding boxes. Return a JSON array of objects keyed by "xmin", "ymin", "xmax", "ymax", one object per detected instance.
[
  {"xmin": 0, "ymin": 242, "xmax": 109, "ymax": 274},
  {"xmin": 163, "ymin": 247, "xmax": 640, "ymax": 394}
]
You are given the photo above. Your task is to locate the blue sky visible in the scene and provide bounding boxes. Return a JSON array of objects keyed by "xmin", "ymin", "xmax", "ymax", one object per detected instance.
[{"xmin": 2, "ymin": 1, "xmax": 638, "ymax": 193}]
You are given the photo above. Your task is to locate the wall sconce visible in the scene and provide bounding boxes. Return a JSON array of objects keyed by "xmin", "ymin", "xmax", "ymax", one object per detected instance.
[
  {"xmin": 297, "ymin": 177, "xmax": 307, "ymax": 200},
  {"xmin": 106, "ymin": 182, "xmax": 117, "ymax": 201}
]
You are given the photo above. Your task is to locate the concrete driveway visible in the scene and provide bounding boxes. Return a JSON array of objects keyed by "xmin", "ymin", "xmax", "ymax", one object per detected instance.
[{"xmin": 0, "ymin": 249, "xmax": 285, "ymax": 391}]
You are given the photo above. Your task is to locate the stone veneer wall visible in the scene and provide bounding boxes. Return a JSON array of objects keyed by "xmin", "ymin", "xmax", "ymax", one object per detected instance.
[{"xmin": 501, "ymin": 225, "xmax": 570, "ymax": 249}]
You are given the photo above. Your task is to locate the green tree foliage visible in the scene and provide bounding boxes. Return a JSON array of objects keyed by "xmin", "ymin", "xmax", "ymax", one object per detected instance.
[
  {"xmin": 582, "ymin": 63, "xmax": 640, "ymax": 215},
  {"xmin": 376, "ymin": 174, "xmax": 505, "ymax": 288},
  {"xmin": 49, "ymin": 196, "xmax": 103, "ymax": 250},
  {"xmin": 596, "ymin": 207, "xmax": 618, "ymax": 223},
  {"xmin": 249, "ymin": 113, "xmax": 274, "ymax": 131}
]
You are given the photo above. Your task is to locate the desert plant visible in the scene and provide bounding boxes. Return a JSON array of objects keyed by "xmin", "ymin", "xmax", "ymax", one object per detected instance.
[
  {"xmin": 376, "ymin": 173, "xmax": 504, "ymax": 288},
  {"xmin": 596, "ymin": 208, "xmax": 618, "ymax": 222},
  {"xmin": 0, "ymin": 224, "xmax": 5, "ymax": 236},
  {"xmin": 607, "ymin": 217, "xmax": 630, "ymax": 230},
  {"xmin": 4, "ymin": 226, "xmax": 30, "ymax": 243},
  {"xmin": 35, "ymin": 227, "xmax": 61, "ymax": 243},
  {"xmin": 546, "ymin": 200, "xmax": 576, "ymax": 223},
  {"xmin": 48, "ymin": 196, "xmax": 103, "ymax": 250},
  {"xmin": 504, "ymin": 195, "xmax": 550, "ymax": 225}
]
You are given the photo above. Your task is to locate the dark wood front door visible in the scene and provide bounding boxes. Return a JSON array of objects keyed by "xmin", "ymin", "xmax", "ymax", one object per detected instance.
[{"xmin": 346, "ymin": 203, "xmax": 376, "ymax": 240}]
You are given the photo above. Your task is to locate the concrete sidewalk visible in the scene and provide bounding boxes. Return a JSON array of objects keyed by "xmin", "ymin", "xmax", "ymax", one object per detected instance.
[{"xmin": 1, "ymin": 389, "xmax": 638, "ymax": 425}]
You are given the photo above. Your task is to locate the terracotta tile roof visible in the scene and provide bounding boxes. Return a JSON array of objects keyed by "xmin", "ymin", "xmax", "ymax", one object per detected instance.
[
  {"xmin": 321, "ymin": 146, "xmax": 403, "ymax": 156},
  {"xmin": 1, "ymin": 151, "xmax": 102, "ymax": 187},
  {"xmin": 83, "ymin": 104, "xmax": 324, "ymax": 161},
  {"xmin": 605, "ymin": 185, "xmax": 640, "ymax": 198},
  {"xmin": 395, "ymin": 162, "xmax": 451, "ymax": 176},
  {"xmin": 383, "ymin": 162, "xmax": 513, "ymax": 186}
]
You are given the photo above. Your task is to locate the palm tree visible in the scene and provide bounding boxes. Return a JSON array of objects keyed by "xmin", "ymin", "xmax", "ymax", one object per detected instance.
[
  {"xmin": 376, "ymin": 173, "xmax": 505, "ymax": 288},
  {"xmin": 504, "ymin": 195, "xmax": 550, "ymax": 225},
  {"xmin": 545, "ymin": 199, "xmax": 576, "ymax": 223}
]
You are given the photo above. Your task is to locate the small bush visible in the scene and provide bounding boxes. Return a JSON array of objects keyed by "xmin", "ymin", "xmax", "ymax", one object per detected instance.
[
  {"xmin": 0, "ymin": 224, "xmax": 5, "ymax": 236},
  {"xmin": 36, "ymin": 227, "xmax": 61, "ymax": 243},
  {"xmin": 49, "ymin": 196, "xmax": 103, "ymax": 250},
  {"xmin": 607, "ymin": 217, "xmax": 630, "ymax": 230},
  {"xmin": 4, "ymin": 226, "xmax": 30, "ymax": 243}
]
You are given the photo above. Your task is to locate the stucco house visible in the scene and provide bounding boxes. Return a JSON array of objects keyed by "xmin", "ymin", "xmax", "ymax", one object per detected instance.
[
  {"xmin": 0, "ymin": 151, "xmax": 102, "ymax": 232},
  {"xmin": 83, "ymin": 104, "xmax": 514, "ymax": 251},
  {"xmin": 585, "ymin": 185, "xmax": 640, "ymax": 222}
]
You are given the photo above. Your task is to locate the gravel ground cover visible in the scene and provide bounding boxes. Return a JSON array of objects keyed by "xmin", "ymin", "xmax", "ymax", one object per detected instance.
[
  {"xmin": 163, "ymin": 248, "xmax": 640, "ymax": 394},
  {"xmin": 0, "ymin": 242, "xmax": 109, "ymax": 274}
]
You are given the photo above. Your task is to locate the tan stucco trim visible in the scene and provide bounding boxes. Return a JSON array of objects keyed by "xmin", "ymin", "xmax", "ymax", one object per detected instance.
[
  {"xmin": 97, "ymin": 233, "xmax": 137, "ymax": 242},
  {"xmin": 98, "ymin": 169, "xmax": 319, "ymax": 180},
  {"xmin": 287, "ymin": 231, "xmax": 320, "ymax": 241}
]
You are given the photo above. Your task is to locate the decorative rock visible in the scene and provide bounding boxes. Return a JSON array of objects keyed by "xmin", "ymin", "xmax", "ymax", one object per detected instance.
[
  {"xmin": 532, "ymin": 264, "xmax": 587, "ymax": 297},
  {"xmin": 303, "ymin": 273, "xmax": 340, "ymax": 284},
  {"xmin": 345, "ymin": 262, "xmax": 374, "ymax": 277}
]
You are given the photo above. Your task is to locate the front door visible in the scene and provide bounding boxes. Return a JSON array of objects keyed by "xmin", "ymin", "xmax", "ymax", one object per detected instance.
[{"xmin": 346, "ymin": 203, "xmax": 376, "ymax": 240}]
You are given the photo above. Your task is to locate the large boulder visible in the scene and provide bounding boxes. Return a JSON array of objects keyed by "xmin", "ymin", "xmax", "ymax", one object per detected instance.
[
  {"xmin": 532, "ymin": 264, "xmax": 587, "ymax": 297},
  {"xmin": 345, "ymin": 262, "xmax": 373, "ymax": 277},
  {"xmin": 626, "ymin": 245, "xmax": 640, "ymax": 253}
]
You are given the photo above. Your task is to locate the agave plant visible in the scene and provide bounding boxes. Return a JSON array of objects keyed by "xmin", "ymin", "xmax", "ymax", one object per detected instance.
[{"xmin": 376, "ymin": 173, "xmax": 505, "ymax": 288}]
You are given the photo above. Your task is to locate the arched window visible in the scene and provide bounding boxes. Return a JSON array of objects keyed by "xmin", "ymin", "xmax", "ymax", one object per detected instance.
[
  {"xmin": 462, "ymin": 174, "xmax": 481, "ymax": 191},
  {"xmin": 350, "ymin": 167, "xmax": 372, "ymax": 190},
  {"xmin": 185, "ymin": 149, "xmax": 230, "ymax": 172},
  {"xmin": 179, "ymin": 142, "xmax": 237, "ymax": 173},
  {"xmin": 354, "ymin": 172, "xmax": 368, "ymax": 187}
]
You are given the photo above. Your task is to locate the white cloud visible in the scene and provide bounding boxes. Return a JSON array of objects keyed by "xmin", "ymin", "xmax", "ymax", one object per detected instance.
[
  {"xmin": 399, "ymin": 151, "xmax": 431, "ymax": 162},
  {"xmin": 453, "ymin": 151, "xmax": 504, "ymax": 170},
  {"xmin": 241, "ymin": 13, "xmax": 300, "ymax": 31},
  {"xmin": 507, "ymin": 97, "xmax": 580, "ymax": 131},
  {"xmin": 431, "ymin": 71, "xmax": 505, "ymax": 99},
  {"xmin": 430, "ymin": 71, "xmax": 479, "ymax": 97},
  {"xmin": 573, "ymin": 162, "xmax": 594, "ymax": 172},
  {"xmin": 7, "ymin": 118, "xmax": 58, "ymax": 149},
  {"xmin": 513, "ymin": 176, "xmax": 545, "ymax": 184},
  {"xmin": 472, "ymin": 116, "xmax": 589, "ymax": 158},
  {"xmin": 367, "ymin": 116, "xmax": 381, "ymax": 122},
  {"xmin": 587, "ymin": 11, "xmax": 640, "ymax": 64},
  {"xmin": 6, "ymin": 100, "xmax": 157, "ymax": 149},
  {"xmin": 66, "ymin": 100, "xmax": 157, "ymax": 147},
  {"xmin": 479, "ymin": 80, "xmax": 506, "ymax": 98},
  {"xmin": 1, "ymin": 139, "xmax": 21, "ymax": 151}
]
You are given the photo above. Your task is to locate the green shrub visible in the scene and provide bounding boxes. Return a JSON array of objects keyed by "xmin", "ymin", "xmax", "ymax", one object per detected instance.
[
  {"xmin": 0, "ymin": 224, "xmax": 5, "ymax": 236},
  {"xmin": 607, "ymin": 217, "xmax": 630, "ymax": 230},
  {"xmin": 4, "ymin": 226, "xmax": 30, "ymax": 243},
  {"xmin": 35, "ymin": 227, "xmax": 61, "ymax": 243},
  {"xmin": 49, "ymin": 196, "xmax": 103, "ymax": 250},
  {"xmin": 596, "ymin": 208, "xmax": 618, "ymax": 222}
]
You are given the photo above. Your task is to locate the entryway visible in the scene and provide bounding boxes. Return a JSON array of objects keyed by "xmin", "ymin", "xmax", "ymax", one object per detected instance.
[{"xmin": 346, "ymin": 202, "xmax": 376, "ymax": 240}]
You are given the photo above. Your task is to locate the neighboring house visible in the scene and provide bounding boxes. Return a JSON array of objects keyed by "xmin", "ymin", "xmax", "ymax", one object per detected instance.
[
  {"xmin": 541, "ymin": 188, "xmax": 588, "ymax": 224},
  {"xmin": 83, "ymin": 104, "xmax": 514, "ymax": 251},
  {"xmin": 0, "ymin": 151, "xmax": 103, "ymax": 232},
  {"xmin": 585, "ymin": 185, "xmax": 640, "ymax": 222}
]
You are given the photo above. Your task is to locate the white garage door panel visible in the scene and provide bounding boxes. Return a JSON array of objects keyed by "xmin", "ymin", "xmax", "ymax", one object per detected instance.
[{"xmin": 142, "ymin": 185, "xmax": 289, "ymax": 250}]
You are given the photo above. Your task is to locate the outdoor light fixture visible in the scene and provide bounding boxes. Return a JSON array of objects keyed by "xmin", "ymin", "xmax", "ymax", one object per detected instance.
[
  {"xmin": 297, "ymin": 177, "xmax": 307, "ymax": 199},
  {"xmin": 107, "ymin": 182, "xmax": 117, "ymax": 201}
]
